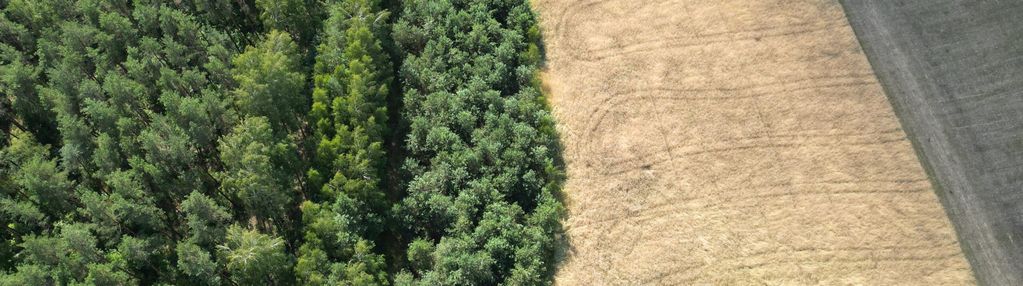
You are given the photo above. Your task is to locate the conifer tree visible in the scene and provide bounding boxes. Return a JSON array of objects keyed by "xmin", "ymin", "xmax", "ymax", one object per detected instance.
[
  {"xmin": 296, "ymin": 1, "xmax": 393, "ymax": 284},
  {"xmin": 0, "ymin": 0, "xmax": 566, "ymax": 284}
]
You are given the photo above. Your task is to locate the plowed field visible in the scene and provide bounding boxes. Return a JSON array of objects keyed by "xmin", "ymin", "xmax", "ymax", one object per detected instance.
[{"xmin": 532, "ymin": 0, "xmax": 975, "ymax": 284}]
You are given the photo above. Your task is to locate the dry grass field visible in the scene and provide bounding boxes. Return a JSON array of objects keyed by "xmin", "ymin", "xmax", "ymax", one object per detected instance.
[{"xmin": 532, "ymin": 0, "xmax": 976, "ymax": 284}]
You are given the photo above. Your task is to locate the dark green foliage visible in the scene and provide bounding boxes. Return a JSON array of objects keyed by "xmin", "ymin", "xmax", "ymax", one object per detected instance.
[
  {"xmin": 254, "ymin": 0, "xmax": 321, "ymax": 46},
  {"xmin": 0, "ymin": 0, "xmax": 564, "ymax": 284},
  {"xmin": 391, "ymin": 0, "xmax": 564, "ymax": 284},
  {"xmin": 0, "ymin": 0, "xmax": 295, "ymax": 283},
  {"xmin": 176, "ymin": 241, "xmax": 221, "ymax": 285},
  {"xmin": 177, "ymin": 191, "xmax": 230, "ymax": 285},
  {"xmin": 181, "ymin": 191, "xmax": 232, "ymax": 247},
  {"xmin": 0, "ymin": 47, "xmax": 56, "ymax": 145}
]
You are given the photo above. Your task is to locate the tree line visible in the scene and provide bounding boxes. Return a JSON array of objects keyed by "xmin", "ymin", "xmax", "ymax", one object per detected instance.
[{"xmin": 0, "ymin": 0, "xmax": 563, "ymax": 285}]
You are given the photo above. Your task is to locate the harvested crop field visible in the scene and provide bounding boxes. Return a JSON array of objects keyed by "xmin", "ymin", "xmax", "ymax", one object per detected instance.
[{"xmin": 532, "ymin": 0, "xmax": 975, "ymax": 284}]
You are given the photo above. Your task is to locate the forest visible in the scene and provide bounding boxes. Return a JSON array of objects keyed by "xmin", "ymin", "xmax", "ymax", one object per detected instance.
[{"xmin": 0, "ymin": 0, "xmax": 564, "ymax": 285}]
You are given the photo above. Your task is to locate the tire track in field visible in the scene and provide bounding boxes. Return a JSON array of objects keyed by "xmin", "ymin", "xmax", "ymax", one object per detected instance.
[
  {"xmin": 553, "ymin": 0, "xmax": 845, "ymax": 62},
  {"xmin": 594, "ymin": 127, "xmax": 904, "ymax": 167},
  {"xmin": 601, "ymin": 136, "xmax": 912, "ymax": 177},
  {"xmin": 571, "ymin": 178, "xmax": 931, "ymax": 229},
  {"xmin": 581, "ymin": 73, "xmax": 877, "ymax": 140},
  {"xmin": 661, "ymin": 249, "xmax": 967, "ymax": 284},
  {"xmin": 575, "ymin": 21, "xmax": 847, "ymax": 62}
]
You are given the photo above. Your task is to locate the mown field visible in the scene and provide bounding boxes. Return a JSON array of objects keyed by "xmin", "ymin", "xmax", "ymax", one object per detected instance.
[{"xmin": 532, "ymin": 0, "xmax": 975, "ymax": 284}]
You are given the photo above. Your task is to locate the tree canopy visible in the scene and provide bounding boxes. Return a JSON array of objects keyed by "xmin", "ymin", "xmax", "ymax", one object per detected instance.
[{"xmin": 0, "ymin": 0, "xmax": 563, "ymax": 285}]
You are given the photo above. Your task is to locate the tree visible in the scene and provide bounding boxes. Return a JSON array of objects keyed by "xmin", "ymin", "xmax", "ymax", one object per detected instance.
[
  {"xmin": 136, "ymin": 115, "xmax": 203, "ymax": 197},
  {"xmin": 78, "ymin": 170, "xmax": 164, "ymax": 245},
  {"xmin": 8, "ymin": 133, "xmax": 74, "ymax": 222},
  {"xmin": 0, "ymin": 1, "xmax": 311, "ymax": 284},
  {"xmin": 296, "ymin": 1, "xmax": 392, "ymax": 284},
  {"xmin": 176, "ymin": 192, "xmax": 232, "ymax": 285},
  {"xmin": 392, "ymin": 0, "xmax": 565, "ymax": 283},
  {"xmin": 231, "ymin": 30, "xmax": 306, "ymax": 135},
  {"xmin": 176, "ymin": 241, "xmax": 222, "ymax": 286},
  {"xmin": 217, "ymin": 116, "xmax": 291, "ymax": 232},
  {"xmin": 181, "ymin": 191, "xmax": 232, "ymax": 248},
  {"xmin": 0, "ymin": 0, "xmax": 566, "ymax": 284},
  {"xmin": 0, "ymin": 46, "xmax": 57, "ymax": 145},
  {"xmin": 219, "ymin": 225, "xmax": 293, "ymax": 285},
  {"xmin": 16, "ymin": 223, "xmax": 104, "ymax": 284},
  {"xmin": 84, "ymin": 262, "xmax": 136, "ymax": 286},
  {"xmin": 328, "ymin": 239, "xmax": 388, "ymax": 285},
  {"xmin": 406, "ymin": 238, "xmax": 435, "ymax": 274},
  {"xmin": 295, "ymin": 197, "xmax": 387, "ymax": 285}
]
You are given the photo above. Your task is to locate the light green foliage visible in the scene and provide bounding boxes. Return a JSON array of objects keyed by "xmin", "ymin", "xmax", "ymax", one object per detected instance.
[
  {"xmin": 84, "ymin": 262, "xmax": 136, "ymax": 286},
  {"xmin": 330, "ymin": 239, "xmax": 388, "ymax": 285},
  {"xmin": 17, "ymin": 223, "xmax": 104, "ymax": 284},
  {"xmin": 0, "ymin": 264, "xmax": 51, "ymax": 286},
  {"xmin": 295, "ymin": 197, "xmax": 387, "ymax": 285},
  {"xmin": 231, "ymin": 30, "xmax": 306, "ymax": 134},
  {"xmin": 219, "ymin": 225, "xmax": 293, "ymax": 285},
  {"xmin": 5, "ymin": 132, "xmax": 73, "ymax": 222},
  {"xmin": 136, "ymin": 115, "xmax": 202, "ymax": 193},
  {"xmin": 14, "ymin": 151, "xmax": 73, "ymax": 216},
  {"xmin": 296, "ymin": 0, "xmax": 393, "ymax": 285},
  {"xmin": 406, "ymin": 238, "xmax": 434, "ymax": 274},
  {"xmin": 218, "ymin": 116, "xmax": 291, "ymax": 232},
  {"xmin": 78, "ymin": 171, "xmax": 164, "ymax": 244}
]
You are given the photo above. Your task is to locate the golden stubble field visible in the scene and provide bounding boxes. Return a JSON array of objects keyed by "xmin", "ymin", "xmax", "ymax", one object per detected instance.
[{"xmin": 532, "ymin": 0, "xmax": 975, "ymax": 284}]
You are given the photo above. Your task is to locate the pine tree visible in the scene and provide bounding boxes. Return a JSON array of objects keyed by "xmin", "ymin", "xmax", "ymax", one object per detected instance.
[
  {"xmin": 220, "ymin": 225, "xmax": 293, "ymax": 285},
  {"xmin": 217, "ymin": 116, "xmax": 291, "ymax": 233},
  {"xmin": 231, "ymin": 30, "xmax": 307, "ymax": 135},
  {"xmin": 297, "ymin": 1, "xmax": 392, "ymax": 284},
  {"xmin": 0, "ymin": 0, "xmax": 566, "ymax": 284}
]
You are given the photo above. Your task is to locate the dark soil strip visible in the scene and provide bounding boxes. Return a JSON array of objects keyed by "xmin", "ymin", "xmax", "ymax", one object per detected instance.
[{"xmin": 840, "ymin": 1, "xmax": 1023, "ymax": 284}]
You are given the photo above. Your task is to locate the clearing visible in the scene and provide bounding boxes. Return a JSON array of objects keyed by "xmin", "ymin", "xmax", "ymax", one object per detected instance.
[{"xmin": 533, "ymin": 0, "xmax": 975, "ymax": 284}]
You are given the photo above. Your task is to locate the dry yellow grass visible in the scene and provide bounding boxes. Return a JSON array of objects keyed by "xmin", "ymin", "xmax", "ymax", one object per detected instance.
[{"xmin": 532, "ymin": 0, "xmax": 975, "ymax": 284}]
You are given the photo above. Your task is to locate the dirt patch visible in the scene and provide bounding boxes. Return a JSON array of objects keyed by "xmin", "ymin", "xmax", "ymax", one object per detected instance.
[{"xmin": 532, "ymin": 0, "xmax": 975, "ymax": 284}]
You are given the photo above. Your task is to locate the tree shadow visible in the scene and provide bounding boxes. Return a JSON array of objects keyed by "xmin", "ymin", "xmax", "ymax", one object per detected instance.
[{"xmin": 529, "ymin": 3, "xmax": 573, "ymax": 282}]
